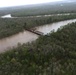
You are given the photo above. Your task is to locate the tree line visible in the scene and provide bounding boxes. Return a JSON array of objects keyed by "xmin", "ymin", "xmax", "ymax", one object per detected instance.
[
  {"xmin": 0, "ymin": 22, "xmax": 76, "ymax": 75},
  {"xmin": 0, "ymin": 14, "xmax": 76, "ymax": 39}
]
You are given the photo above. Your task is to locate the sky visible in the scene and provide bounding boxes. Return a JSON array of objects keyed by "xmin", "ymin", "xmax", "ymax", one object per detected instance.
[{"xmin": 0, "ymin": 0, "xmax": 63, "ymax": 7}]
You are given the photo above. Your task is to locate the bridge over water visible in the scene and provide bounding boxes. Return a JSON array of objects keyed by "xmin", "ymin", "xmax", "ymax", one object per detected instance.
[{"xmin": 26, "ymin": 29, "xmax": 44, "ymax": 36}]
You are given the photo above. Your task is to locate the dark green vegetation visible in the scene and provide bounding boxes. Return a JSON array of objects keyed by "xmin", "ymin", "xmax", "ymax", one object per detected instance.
[
  {"xmin": 0, "ymin": 2, "xmax": 76, "ymax": 17},
  {"xmin": 0, "ymin": 22, "xmax": 76, "ymax": 75},
  {"xmin": 0, "ymin": 14, "xmax": 76, "ymax": 39},
  {"xmin": 0, "ymin": 1, "xmax": 76, "ymax": 39}
]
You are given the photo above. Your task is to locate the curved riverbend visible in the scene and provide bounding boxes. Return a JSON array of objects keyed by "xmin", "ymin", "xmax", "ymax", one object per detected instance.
[
  {"xmin": 0, "ymin": 19, "xmax": 76, "ymax": 52},
  {"xmin": 36, "ymin": 19, "xmax": 76, "ymax": 35}
]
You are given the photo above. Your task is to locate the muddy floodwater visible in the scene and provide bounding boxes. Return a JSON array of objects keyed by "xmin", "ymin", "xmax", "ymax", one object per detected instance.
[
  {"xmin": 0, "ymin": 19, "xmax": 76, "ymax": 52},
  {"xmin": 36, "ymin": 19, "xmax": 76, "ymax": 35},
  {"xmin": 0, "ymin": 31, "xmax": 39, "ymax": 52}
]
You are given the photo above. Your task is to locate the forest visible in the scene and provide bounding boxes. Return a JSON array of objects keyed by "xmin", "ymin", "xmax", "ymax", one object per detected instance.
[
  {"xmin": 0, "ymin": 2, "xmax": 76, "ymax": 17},
  {"xmin": 0, "ymin": 1, "xmax": 76, "ymax": 75},
  {"xmin": 0, "ymin": 14, "xmax": 76, "ymax": 39},
  {"xmin": 0, "ymin": 22, "xmax": 76, "ymax": 75}
]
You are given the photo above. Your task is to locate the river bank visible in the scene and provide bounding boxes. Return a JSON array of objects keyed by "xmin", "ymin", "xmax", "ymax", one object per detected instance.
[
  {"xmin": 0, "ymin": 22, "xmax": 76, "ymax": 75},
  {"xmin": 0, "ymin": 19, "xmax": 76, "ymax": 52},
  {"xmin": 0, "ymin": 14, "xmax": 76, "ymax": 39}
]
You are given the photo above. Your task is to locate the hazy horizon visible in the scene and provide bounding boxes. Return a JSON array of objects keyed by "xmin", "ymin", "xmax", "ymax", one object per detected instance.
[{"xmin": 0, "ymin": 0, "xmax": 63, "ymax": 7}]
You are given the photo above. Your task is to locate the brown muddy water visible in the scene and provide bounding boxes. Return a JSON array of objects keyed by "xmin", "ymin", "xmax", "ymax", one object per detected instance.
[{"xmin": 0, "ymin": 19, "xmax": 76, "ymax": 52}]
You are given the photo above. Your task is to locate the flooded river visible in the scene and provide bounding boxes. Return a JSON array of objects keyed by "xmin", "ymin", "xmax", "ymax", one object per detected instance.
[
  {"xmin": 0, "ymin": 19, "xmax": 76, "ymax": 52},
  {"xmin": 36, "ymin": 19, "xmax": 76, "ymax": 35},
  {"xmin": 0, "ymin": 13, "xmax": 71, "ymax": 18},
  {"xmin": 0, "ymin": 31, "xmax": 38, "ymax": 52}
]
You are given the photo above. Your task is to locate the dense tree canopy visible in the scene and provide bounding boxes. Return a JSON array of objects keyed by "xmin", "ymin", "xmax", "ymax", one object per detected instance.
[
  {"xmin": 0, "ymin": 14, "xmax": 76, "ymax": 39},
  {"xmin": 0, "ymin": 22, "xmax": 76, "ymax": 75}
]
